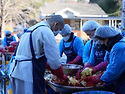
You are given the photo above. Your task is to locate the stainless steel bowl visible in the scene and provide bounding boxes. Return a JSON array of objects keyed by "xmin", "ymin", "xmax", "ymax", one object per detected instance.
[{"xmin": 62, "ymin": 64, "xmax": 83, "ymax": 76}]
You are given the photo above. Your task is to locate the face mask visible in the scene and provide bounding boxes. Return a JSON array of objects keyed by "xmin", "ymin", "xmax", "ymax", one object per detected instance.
[
  {"xmin": 6, "ymin": 36, "xmax": 11, "ymax": 38},
  {"xmin": 63, "ymin": 36, "xmax": 70, "ymax": 41},
  {"xmin": 53, "ymin": 30, "xmax": 60, "ymax": 36}
]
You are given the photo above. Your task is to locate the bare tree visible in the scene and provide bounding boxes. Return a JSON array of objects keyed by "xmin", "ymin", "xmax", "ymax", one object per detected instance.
[{"xmin": 0, "ymin": 0, "xmax": 44, "ymax": 38}]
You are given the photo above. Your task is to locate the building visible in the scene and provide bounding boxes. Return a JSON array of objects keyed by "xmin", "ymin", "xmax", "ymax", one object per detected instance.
[{"xmin": 40, "ymin": 2, "xmax": 121, "ymax": 42}]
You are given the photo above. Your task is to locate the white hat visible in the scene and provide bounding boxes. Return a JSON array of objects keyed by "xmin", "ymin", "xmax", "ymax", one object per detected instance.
[
  {"xmin": 60, "ymin": 24, "xmax": 71, "ymax": 36},
  {"xmin": 5, "ymin": 30, "xmax": 11, "ymax": 35},
  {"xmin": 82, "ymin": 20, "xmax": 101, "ymax": 32},
  {"xmin": 95, "ymin": 26, "xmax": 120, "ymax": 38}
]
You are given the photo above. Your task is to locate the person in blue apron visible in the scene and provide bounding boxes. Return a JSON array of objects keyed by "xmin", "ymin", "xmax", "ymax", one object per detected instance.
[
  {"xmin": 82, "ymin": 20, "xmax": 103, "ymax": 64},
  {"xmin": 83, "ymin": 26, "xmax": 125, "ymax": 94},
  {"xmin": 59, "ymin": 24, "xmax": 84, "ymax": 66},
  {"xmin": 76, "ymin": 20, "xmax": 107, "ymax": 79},
  {"xmin": 9, "ymin": 15, "xmax": 69, "ymax": 94},
  {"xmin": 3, "ymin": 30, "xmax": 17, "ymax": 48},
  {"xmin": 86, "ymin": 40, "xmax": 106, "ymax": 66}
]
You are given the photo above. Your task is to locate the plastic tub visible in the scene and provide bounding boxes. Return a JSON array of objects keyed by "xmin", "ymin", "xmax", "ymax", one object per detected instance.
[{"xmin": 73, "ymin": 91, "xmax": 115, "ymax": 94}]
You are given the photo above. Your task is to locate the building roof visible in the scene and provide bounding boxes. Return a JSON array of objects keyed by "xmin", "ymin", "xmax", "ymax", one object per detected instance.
[
  {"xmin": 40, "ymin": 2, "xmax": 108, "ymax": 18},
  {"xmin": 81, "ymin": 17, "xmax": 121, "ymax": 20}
]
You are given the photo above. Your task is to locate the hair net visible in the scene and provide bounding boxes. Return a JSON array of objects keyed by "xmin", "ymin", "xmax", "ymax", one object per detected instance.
[
  {"xmin": 5, "ymin": 30, "xmax": 11, "ymax": 35},
  {"xmin": 116, "ymin": 28, "xmax": 122, "ymax": 35},
  {"xmin": 17, "ymin": 32, "xmax": 23, "ymax": 39},
  {"xmin": 60, "ymin": 24, "xmax": 71, "ymax": 36},
  {"xmin": 95, "ymin": 26, "xmax": 120, "ymax": 38},
  {"xmin": 23, "ymin": 28, "xmax": 28, "ymax": 33},
  {"xmin": 82, "ymin": 20, "xmax": 101, "ymax": 32}
]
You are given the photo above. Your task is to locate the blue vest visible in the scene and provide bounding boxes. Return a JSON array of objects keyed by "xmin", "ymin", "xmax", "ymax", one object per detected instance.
[
  {"xmin": 6, "ymin": 36, "xmax": 14, "ymax": 46},
  {"xmin": 63, "ymin": 36, "xmax": 83, "ymax": 65},
  {"xmin": 94, "ymin": 42, "xmax": 106, "ymax": 65},
  {"xmin": 63, "ymin": 36, "xmax": 77, "ymax": 63}
]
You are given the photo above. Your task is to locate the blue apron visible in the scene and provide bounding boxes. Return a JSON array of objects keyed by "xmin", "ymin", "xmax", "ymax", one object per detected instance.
[
  {"xmin": 6, "ymin": 36, "xmax": 13, "ymax": 46},
  {"xmin": 94, "ymin": 43, "xmax": 106, "ymax": 65},
  {"xmin": 63, "ymin": 36, "xmax": 83, "ymax": 65},
  {"xmin": 29, "ymin": 25, "xmax": 47, "ymax": 94},
  {"xmin": 104, "ymin": 72, "xmax": 125, "ymax": 94}
]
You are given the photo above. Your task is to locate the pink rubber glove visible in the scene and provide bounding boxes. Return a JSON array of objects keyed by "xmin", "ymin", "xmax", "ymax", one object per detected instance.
[
  {"xmin": 68, "ymin": 55, "xmax": 82, "ymax": 64},
  {"xmin": 84, "ymin": 72, "xmax": 104, "ymax": 87},
  {"xmin": 76, "ymin": 69, "xmax": 82, "ymax": 79},
  {"xmin": 46, "ymin": 62, "xmax": 69, "ymax": 81},
  {"xmin": 10, "ymin": 41, "xmax": 19, "ymax": 46},
  {"xmin": 5, "ymin": 46, "xmax": 9, "ymax": 50},
  {"xmin": 92, "ymin": 61, "xmax": 108, "ymax": 74},
  {"xmin": 83, "ymin": 63, "xmax": 93, "ymax": 69},
  {"xmin": 76, "ymin": 63, "xmax": 93, "ymax": 79},
  {"xmin": 0, "ymin": 48, "xmax": 6, "ymax": 53},
  {"xmin": 6, "ymin": 46, "xmax": 16, "ymax": 52}
]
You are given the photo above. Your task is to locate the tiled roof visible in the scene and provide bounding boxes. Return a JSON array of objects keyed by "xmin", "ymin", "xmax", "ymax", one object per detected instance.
[{"xmin": 41, "ymin": 2, "xmax": 107, "ymax": 17}]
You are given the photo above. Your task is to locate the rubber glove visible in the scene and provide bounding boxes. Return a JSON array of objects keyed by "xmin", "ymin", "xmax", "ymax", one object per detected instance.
[
  {"xmin": 0, "ymin": 48, "xmax": 6, "ymax": 53},
  {"xmin": 80, "ymin": 61, "xmax": 108, "ymax": 78},
  {"xmin": 6, "ymin": 46, "xmax": 16, "ymax": 52},
  {"xmin": 46, "ymin": 62, "xmax": 69, "ymax": 81},
  {"xmin": 92, "ymin": 61, "xmax": 108, "ymax": 74},
  {"xmin": 84, "ymin": 72, "xmax": 104, "ymax": 87},
  {"xmin": 68, "ymin": 55, "xmax": 82, "ymax": 64},
  {"xmin": 5, "ymin": 46, "xmax": 9, "ymax": 50},
  {"xmin": 10, "ymin": 41, "xmax": 18, "ymax": 46},
  {"xmin": 84, "ymin": 63, "xmax": 93, "ymax": 69},
  {"xmin": 76, "ymin": 63, "xmax": 93, "ymax": 79}
]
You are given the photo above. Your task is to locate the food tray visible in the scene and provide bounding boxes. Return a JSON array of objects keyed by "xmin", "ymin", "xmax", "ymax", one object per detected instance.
[
  {"xmin": 47, "ymin": 80, "xmax": 104, "ymax": 94},
  {"xmin": 45, "ymin": 73, "xmax": 104, "ymax": 93},
  {"xmin": 48, "ymin": 80, "xmax": 104, "ymax": 89}
]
